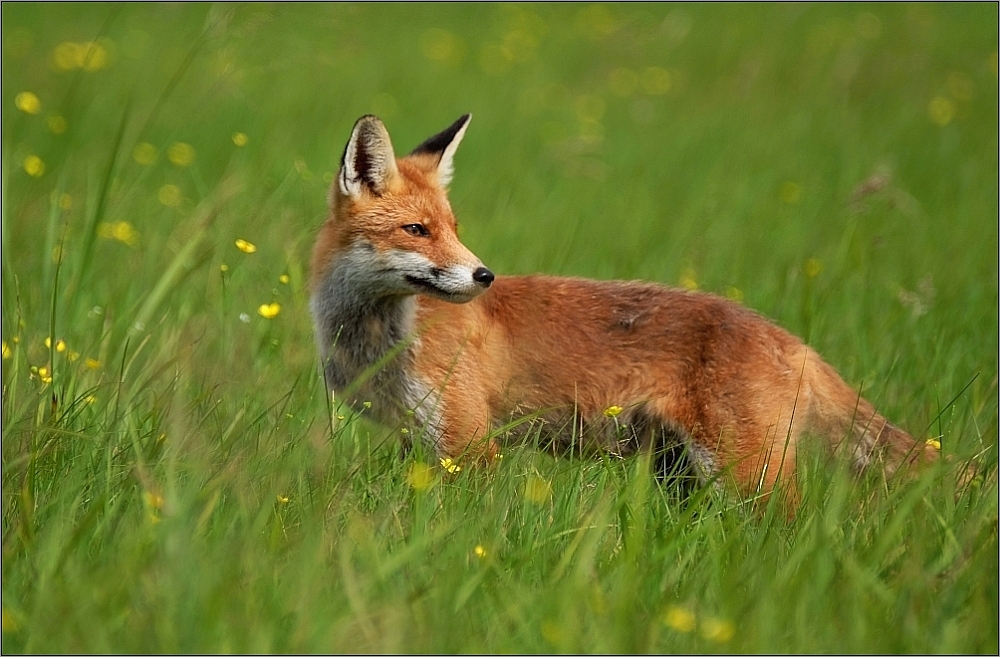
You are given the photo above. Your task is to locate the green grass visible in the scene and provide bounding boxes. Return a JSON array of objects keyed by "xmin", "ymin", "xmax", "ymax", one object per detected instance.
[{"xmin": 2, "ymin": 3, "xmax": 997, "ymax": 653}]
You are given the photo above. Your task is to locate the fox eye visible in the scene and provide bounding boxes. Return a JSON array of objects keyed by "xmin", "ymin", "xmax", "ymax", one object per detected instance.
[{"xmin": 402, "ymin": 223, "xmax": 430, "ymax": 237}]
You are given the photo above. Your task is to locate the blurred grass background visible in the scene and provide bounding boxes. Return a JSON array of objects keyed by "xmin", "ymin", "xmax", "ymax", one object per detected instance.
[{"xmin": 1, "ymin": 3, "xmax": 997, "ymax": 653}]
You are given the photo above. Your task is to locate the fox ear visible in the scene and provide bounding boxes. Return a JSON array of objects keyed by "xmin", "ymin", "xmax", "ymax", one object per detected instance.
[
  {"xmin": 409, "ymin": 114, "xmax": 471, "ymax": 188},
  {"xmin": 338, "ymin": 115, "xmax": 398, "ymax": 199}
]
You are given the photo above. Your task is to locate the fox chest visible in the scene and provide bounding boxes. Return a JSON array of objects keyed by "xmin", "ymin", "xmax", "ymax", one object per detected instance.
[
  {"xmin": 324, "ymin": 346, "xmax": 409, "ymax": 421},
  {"xmin": 320, "ymin": 318, "xmax": 440, "ymax": 433}
]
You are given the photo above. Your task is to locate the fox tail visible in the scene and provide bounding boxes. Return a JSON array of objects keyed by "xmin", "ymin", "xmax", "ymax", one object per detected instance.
[{"xmin": 804, "ymin": 357, "xmax": 939, "ymax": 476}]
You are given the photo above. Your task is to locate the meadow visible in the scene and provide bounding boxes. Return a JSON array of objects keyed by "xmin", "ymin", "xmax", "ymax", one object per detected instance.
[{"xmin": 1, "ymin": 3, "xmax": 997, "ymax": 653}]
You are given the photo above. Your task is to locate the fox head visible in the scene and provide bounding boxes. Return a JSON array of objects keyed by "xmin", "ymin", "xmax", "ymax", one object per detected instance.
[{"xmin": 310, "ymin": 114, "xmax": 493, "ymax": 304}]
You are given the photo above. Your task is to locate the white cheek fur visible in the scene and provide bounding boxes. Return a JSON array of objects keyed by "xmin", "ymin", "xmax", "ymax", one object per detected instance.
[
  {"xmin": 383, "ymin": 250, "xmax": 480, "ymax": 297},
  {"xmin": 436, "ymin": 264, "xmax": 477, "ymax": 291},
  {"xmin": 383, "ymin": 250, "xmax": 438, "ymax": 277}
]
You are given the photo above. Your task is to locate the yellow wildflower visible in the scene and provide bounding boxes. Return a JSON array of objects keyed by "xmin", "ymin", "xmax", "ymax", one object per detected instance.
[
  {"xmin": 700, "ymin": 617, "xmax": 735, "ymax": 643},
  {"xmin": 679, "ymin": 267, "xmax": 698, "ymax": 290},
  {"xmin": 143, "ymin": 490, "xmax": 164, "ymax": 510},
  {"xmin": 80, "ymin": 41, "xmax": 109, "ymax": 71},
  {"xmin": 2, "ymin": 341, "xmax": 11, "ymax": 359},
  {"xmin": 68, "ymin": 351, "xmax": 80, "ymax": 362},
  {"xmin": 43, "ymin": 338, "xmax": 67, "ymax": 355},
  {"xmin": 257, "ymin": 302, "xmax": 281, "ymax": 319},
  {"xmin": 133, "ymin": 142, "xmax": 157, "ymax": 165},
  {"xmin": 37, "ymin": 366, "xmax": 52, "ymax": 384},
  {"xmin": 220, "ymin": 263, "xmax": 229, "ymax": 273},
  {"xmin": 523, "ymin": 475, "xmax": 552, "ymax": 503},
  {"xmin": 926, "ymin": 438, "xmax": 941, "ymax": 450},
  {"xmin": 406, "ymin": 462, "xmax": 435, "ymax": 491},
  {"xmin": 420, "ymin": 28, "xmax": 465, "ymax": 65},
  {"xmin": 663, "ymin": 605, "xmax": 696, "ymax": 633},
  {"xmin": 276, "ymin": 495, "xmax": 290, "ymax": 504},
  {"xmin": 928, "ymin": 96, "xmax": 954, "ymax": 126},
  {"xmin": 473, "ymin": 545, "xmax": 487, "ymax": 558},
  {"xmin": 362, "ymin": 401, "xmax": 372, "ymax": 409},
  {"xmin": 85, "ymin": 395, "xmax": 97, "ymax": 404},
  {"xmin": 98, "ymin": 221, "xmax": 139, "ymax": 246},
  {"xmin": 235, "ymin": 238, "xmax": 256, "ymax": 253},
  {"xmin": 400, "ymin": 427, "xmax": 409, "ymax": 435},
  {"xmin": 53, "ymin": 42, "xmax": 81, "ymax": 69},
  {"xmin": 540, "ymin": 620, "xmax": 563, "ymax": 646},
  {"xmin": 167, "ymin": 142, "xmax": 195, "ymax": 166},
  {"xmin": 440, "ymin": 457, "xmax": 462, "ymax": 474},
  {"xmin": 113, "ymin": 222, "xmax": 138, "ymax": 245},
  {"xmin": 53, "ymin": 41, "xmax": 109, "ymax": 71},
  {"xmin": 804, "ymin": 258, "xmax": 823, "ymax": 279},
  {"xmin": 603, "ymin": 405, "xmax": 623, "ymax": 418},
  {"xmin": 232, "ymin": 132, "xmax": 248, "ymax": 146},
  {"xmin": 23, "ymin": 155, "xmax": 44, "ymax": 177},
  {"xmin": 157, "ymin": 184, "xmax": 182, "ymax": 207},
  {"xmin": 85, "ymin": 358, "xmax": 101, "ymax": 370},
  {"xmin": 14, "ymin": 91, "xmax": 41, "ymax": 114},
  {"xmin": 575, "ymin": 4, "xmax": 617, "ymax": 40},
  {"xmin": 47, "ymin": 114, "xmax": 68, "ymax": 134},
  {"xmin": 278, "ymin": 274, "xmax": 290, "ymax": 284},
  {"xmin": 779, "ymin": 181, "xmax": 802, "ymax": 204}
]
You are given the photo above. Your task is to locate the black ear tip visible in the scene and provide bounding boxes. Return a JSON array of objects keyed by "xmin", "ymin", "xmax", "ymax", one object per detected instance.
[{"xmin": 410, "ymin": 114, "xmax": 472, "ymax": 157}]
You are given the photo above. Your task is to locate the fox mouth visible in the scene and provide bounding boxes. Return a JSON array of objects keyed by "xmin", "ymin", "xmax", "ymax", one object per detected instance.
[{"xmin": 404, "ymin": 275, "xmax": 480, "ymax": 302}]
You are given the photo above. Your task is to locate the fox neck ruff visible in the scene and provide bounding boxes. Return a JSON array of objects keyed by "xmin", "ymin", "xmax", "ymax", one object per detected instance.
[{"xmin": 310, "ymin": 244, "xmax": 439, "ymax": 432}]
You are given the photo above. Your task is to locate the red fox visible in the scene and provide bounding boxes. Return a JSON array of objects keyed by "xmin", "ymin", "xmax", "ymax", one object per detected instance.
[{"xmin": 310, "ymin": 114, "xmax": 939, "ymax": 501}]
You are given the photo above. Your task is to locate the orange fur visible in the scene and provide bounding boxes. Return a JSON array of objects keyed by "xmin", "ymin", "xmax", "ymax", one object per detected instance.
[{"xmin": 310, "ymin": 115, "xmax": 938, "ymax": 507}]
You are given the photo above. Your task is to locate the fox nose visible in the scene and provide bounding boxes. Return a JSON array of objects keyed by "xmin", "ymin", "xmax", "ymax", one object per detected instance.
[{"xmin": 472, "ymin": 267, "xmax": 494, "ymax": 287}]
